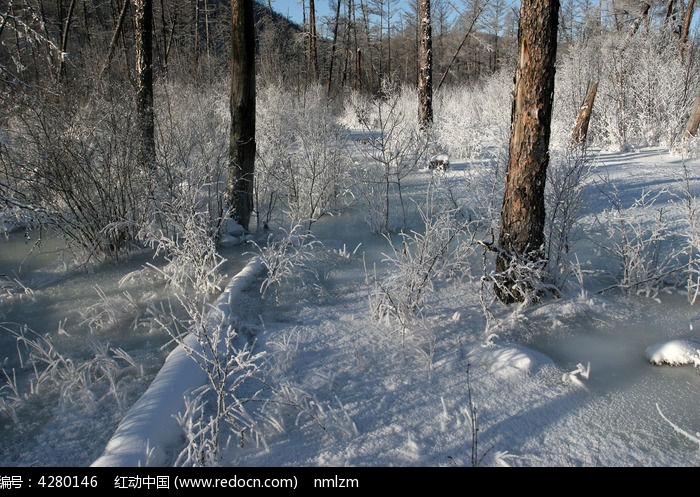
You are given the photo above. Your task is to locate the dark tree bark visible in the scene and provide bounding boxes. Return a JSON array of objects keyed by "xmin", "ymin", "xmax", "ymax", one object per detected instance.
[
  {"xmin": 57, "ymin": 0, "xmax": 76, "ymax": 78},
  {"xmin": 571, "ymin": 80, "xmax": 598, "ymax": 146},
  {"xmin": 309, "ymin": 0, "xmax": 318, "ymax": 81},
  {"xmin": 134, "ymin": 0, "xmax": 156, "ymax": 175},
  {"xmin": 629, "ymin": 1, "xmax": 650, "ymax": 36},
  {"xmin": 417, "ymin": 0, "xmax": 433, "ymax": 129},
  {"xmin": 327, "ymin": 0, "xmax": 342, "ymax": 95},
  {"xmin": 228, "ymin": 0, "xmax": 256, "ymax": 231},
  {"xmin": 99, "ymin": 0, "xmax": 130, "ymax": 79},
  {"xmin": 680, "ymin": 0, "xmax": 695, "ymax": 60},
  {"xmin": 496, "ymin": 0, "xmax": 560, "ymax": 304},
  {"xmin": 436, "ymin": 4, "xmax": 484, "ymax": 92}
]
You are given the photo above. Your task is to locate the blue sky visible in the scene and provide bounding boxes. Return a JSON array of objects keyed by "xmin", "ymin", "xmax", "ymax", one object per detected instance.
[
  {"xmin": 269, "ymin": 0, "xmax": 699, "ymax": 35},
  {"xmin": 269, "ymin": 0, "xmax": 416, "ymax": 28},
  {"xmin": 270, "ymin": 0, "xmax": 338, "ymax": 26}
]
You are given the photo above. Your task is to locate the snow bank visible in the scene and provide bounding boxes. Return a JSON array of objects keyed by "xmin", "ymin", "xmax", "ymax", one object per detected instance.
[
  {"xmin": 91, "ymin": 257, "xmax": 265, "ymax": 467},
  {"xmin": 468, "ymin": 344, "xmax": 556, "ymax": 379},
  {"xmin": 645, "ymin": 338, "xmax": 700, "ymax": 367}
]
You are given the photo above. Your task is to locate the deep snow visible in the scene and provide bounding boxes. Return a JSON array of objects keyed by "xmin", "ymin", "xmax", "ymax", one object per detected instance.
[{"xmin": 2, "ymin": 147, "xmax": 700, "ymax": 467}]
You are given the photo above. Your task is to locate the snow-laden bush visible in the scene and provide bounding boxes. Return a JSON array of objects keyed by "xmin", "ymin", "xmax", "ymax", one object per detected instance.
[
  {"xmin": 155, "ymin": 81, "xmax": 230, "ymax": 238},
  {"xmin": 351, "ymin": 80, "xmax": 431, "ymax": 233},
  {"xmin": 545, "ymin": 147, "xmax": 594, "ymax": 288},
  {"xmin": 596, "ymin": 180, "xmax": 682, "ymax": 298},
  {"xmin": 249, "ymin": 223, "xmax": 322, "ymax": 301},
  {"xmin": 433, "ymin": 69, "xmax": 512, "ymax": 160},
  {"xmin": 0, "ymin": 323, "xmax": 142, "ymax": 421},
  {"xmin": 554, "ymin": 31, "xmax": 699, "ymax": 151},
  {"xmin": 142, "ymin": 199, "xmax": 226, "ymax": 298},
  {"xmin": 0, "ymin": 88, "xmax": 150, "ymax": 262},
  {"xmin": 257, "ymin": 84, "xmax": 353, "ymax": 230},
  {"xmin": 168, "ymin": 312, "xmax": 264, "ymax": 466},
  {"xmin": 369, "ymin": 190, "xmax": 477, "ymax": 332}
]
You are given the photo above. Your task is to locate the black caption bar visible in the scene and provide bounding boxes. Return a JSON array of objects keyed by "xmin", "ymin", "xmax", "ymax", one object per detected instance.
[{"xmin": 0, "ymin": 466, "xmax": 687, "ymax": 493}]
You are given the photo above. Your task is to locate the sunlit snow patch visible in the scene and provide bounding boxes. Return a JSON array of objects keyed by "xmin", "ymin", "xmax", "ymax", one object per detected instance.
[
  {"xmin": 219, "ymin": 218, "xmax": 248, "ymax": 246},
  {"xmin": 468, "ymin": 344, "xmax": 555, "ymax": 379},
  {"xmin": 645, "ymin": 338, "xmax": 700, "ymax": 366}
]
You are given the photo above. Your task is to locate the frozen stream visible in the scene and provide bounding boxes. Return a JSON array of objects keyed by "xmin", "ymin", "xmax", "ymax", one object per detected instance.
[
  {"xmin": 1, "ymin": 219, "xmax": 699, "ymax": 466},
  {"xmin": 526, "ymin": 294, "xmax": 700, "ymax": 462},
  {"xmin": 0, "ymin": 230, "xmax": 247, "ymax": 466}
]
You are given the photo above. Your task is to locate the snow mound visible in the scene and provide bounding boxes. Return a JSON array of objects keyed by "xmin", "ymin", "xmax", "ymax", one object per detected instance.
[
  {"xmin": 219, "ymin": 218, "xmax": 248, "ymax": 246},
  {"xmin": 469, "ymin": 344, "xmax": 556, "ymax": 379},
  {"xmin": 645, "ymin": 338, "xmax": 700, "ymax": 366},
  {"xmin": 91, "ymin": 257, "xmax": 265, "ymax": 467}
]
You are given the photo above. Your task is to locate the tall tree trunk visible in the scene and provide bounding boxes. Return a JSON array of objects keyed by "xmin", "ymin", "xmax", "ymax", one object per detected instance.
[
  {"xmin": 496, "ymin": 0, "xmax": 560, "ymax": 304},
  {"xmin": 204, "ymin": 0, "xmax": 211, "ymax": 61},
  {"xmin": 327, "ymin": 0, "xmax": 342, "ymax": 95},
  {"xmin": 665, "ymin": 0, "xmax": 676, "ymax": 25},
  {"xmin": 229, "ymin": 0, "xmax": 256, "ymax": 231},
  {"xmin": 436, "ymin": 3, "xmax": 484, "ymax": 92},
  {"xmin": 82, "ymin": 0, "xmax": 91, "ymax": 43},
  {"xmin": 159, "ymin": 0, "xmax": 168, "ymax": 72},
  {"xmin": 629, "ymin": 1, "xmax": 650, "ymax": 36},
  {"xmin": 342, "ymin": 0, "xmax": 351, "ymax": 87},
  {"xmin": 571, "ymin": 80, "xmax": 598, "ymax": 146},
  {"xmin": 685, "ymin": 88, "xmax": 700, "ymax": 139},
  {"xmin": 57, "ymin": 0, "xmax": 76, "ymax": 79},
  {"xmin": 309, "ymin": 0, "xmax": 318, "ymax": 81},
  {"xmin": 194, "ymin": 0, "xmax": 199, "ymax": 63},
  {"xmin": 99, "ymin": 0, "xmax": 130, "ymax": 79},
  {"xmin": 134, "ymin": 0, "xmax": 156, "ymax": 176},
  {"xmin": 417, "ymin": 0, "xmax": 432, "ymax": 129},
  {"xmin": 680, "ymin": 0, "xmax": 695, "ymax": 60}
]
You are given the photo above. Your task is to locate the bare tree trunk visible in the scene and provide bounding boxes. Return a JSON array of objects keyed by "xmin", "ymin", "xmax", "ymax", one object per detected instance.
[
  {"xmin": 57, "ymin": 0, "xmax": 76, "ymax": 78},
  {"xmin": 158, "ymin": 0, "xmax": 168, "ymax": 71},
  {"xmin": 82, "ymin": 0, "xmax": 91, "ymax": 42},
  {"xmin": 496, "ymin": 0, "xmax": 560, "ymax": 304},
  {"xmin": 309, "ymin": 0, "xmax": 318, "ymax": 81},
  {"xmin": 571, "ymin": 80, "xmax": 598, "ymax": 146},
  {"xmin": 99, "ymin": 0, "xmax": 130, "ymax": 79},
  {"xmin": 327, "ymin": 0, "xmax": 342, "ymax": 95},
  {"xmin": 436, "ymin": 3, "xmax": 485, "ymax": 92},
  {"xmin": 685, "ymin": 88, "xmax": 700, "ymax": 139},
  {"xmin": 665, "ymin": 0, "xmax": 676, "ymax": 24},
  {"xmin": 194, "ymin": 0, "xmax": 199, "ymax": 63},
  {"xmin": 134, "ymin": 0, "xmax": 156, "ymax": 175},
  {"xmin": 229, "ymin": 0, "xmax": 256, "ymax": 230},
  {"xmin": 351, "ymin": 0, "xmax": 359, "ymax": 87},
  {"xmin": 204, "ymin": 0, "xmax": 211, "ymax": 62},
  {"xmin": 629, "ymin": 1, "xmax": 650, "ymax": 36},
  {"xmin": 680, "ymin": 0, "xmax": 695, "ymax": 60},
  {"xmin": 342, "ymin": 0, "xmax": 351, "ymax": 87},
  {"xmin": 417, "ymin": 0, "xmax": 432, "ymax": 129}
]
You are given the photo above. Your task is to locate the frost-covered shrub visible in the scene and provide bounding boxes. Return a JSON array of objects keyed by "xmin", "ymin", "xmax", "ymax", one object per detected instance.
[
  {"xmin": 255, "ymin": 84, "xmax": 296, "ymax": 229},
  {"xmin": 351, "ymin": 81, "xmax": 431, "ymax": 233},
  {"xmin": 256, "ymin": 84, "xmax": 353, "ymax": 230},
  {"xmin": 596, "ymin": 181, "xmax": 682, "ymax": 298},
  {"xmin": 142, "ymin": 202, "xmax": 226, "ymax": 298},
  {"xmin": 369, "ymin": 197, "xmax": 476, "ymax": 332},
  {"xmin": 0, "ymin": 323, "xmax": 142, "ymax": 420},
  {"xmin": 433, "ymin": 70, "xmax": 512, "ymax": 160},
  {"xmin": 0, "ymin": 88, "xmax": 150, "ymax": 261},
  {"xmin": 545, "ymin": 148, "xmax": 594, "ymax": 288},
  {"xmin": 155, "ymin": 81, "xmax": 230, "ymax": 238},
  {"xmin": 554, "ymin": 31, "xmax": 699, "ymax": 151},
  {"xmin": 171, "ymin": 318, "xmax": 264, "ymax": 466},
  {"xmin": 250, "ymin": 223, "xmax": 322, "ymax": 300}
]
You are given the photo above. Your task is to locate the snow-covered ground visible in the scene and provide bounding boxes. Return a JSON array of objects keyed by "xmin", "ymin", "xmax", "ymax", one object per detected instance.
[{"xmin": 2, "ymin": 147, "xmax": 700, "ymax": 467}]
